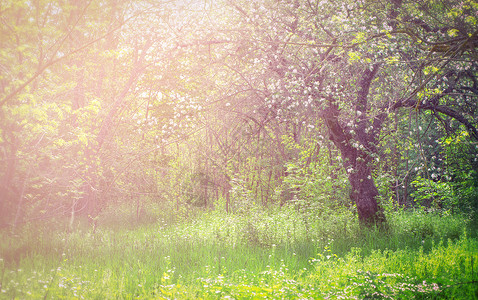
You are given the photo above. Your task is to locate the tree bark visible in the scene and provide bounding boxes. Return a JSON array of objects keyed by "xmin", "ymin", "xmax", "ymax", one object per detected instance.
[
  {"xmin": 349, "ymin": 159, "xmax": 385, "ymax": 225},
  {"xmin": 326, "ymin": 113, "xmax": 385, "ymax": 225},
  {"xmin": 324, "ymin": 65, "xmax": 386, "ymax": 226}
]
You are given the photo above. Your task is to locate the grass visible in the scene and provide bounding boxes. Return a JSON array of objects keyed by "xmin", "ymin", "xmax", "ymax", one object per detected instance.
[{"xmin": 0, "ymin": 205, "xmax": 477, "ymax": 299}]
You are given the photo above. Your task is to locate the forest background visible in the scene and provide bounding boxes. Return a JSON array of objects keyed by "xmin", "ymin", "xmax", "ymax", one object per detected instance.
[{"xmin": 1, "ymin": 0, "xmax": 478, "ymax": 298}]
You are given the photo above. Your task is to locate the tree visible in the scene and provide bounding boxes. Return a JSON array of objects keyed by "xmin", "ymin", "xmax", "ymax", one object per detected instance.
[
  {"xmin": 0, "ymin": 0, "xmax": 196, "ymax": 226},
  {"xmin": 218, "ymin": 0, "xmax": 478, "ymax": 225},
  {"xmin": 2, "ymin": 0, "xmax": 476, "ymax": 230}
]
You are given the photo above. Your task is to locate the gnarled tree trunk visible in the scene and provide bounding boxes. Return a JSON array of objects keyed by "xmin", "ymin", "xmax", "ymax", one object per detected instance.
[
  {"xmin": 324, "ymin": 65, "xmax": 386, "ymax": 226},
  {"xmin": 348, "ymin": 157, "xmax": 384, "ymax": 225}
]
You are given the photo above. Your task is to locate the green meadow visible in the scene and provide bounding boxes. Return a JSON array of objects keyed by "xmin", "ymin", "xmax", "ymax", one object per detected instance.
[{"xmin": 2, "ymin": 206, "xmax": 477, "ymax": 299}]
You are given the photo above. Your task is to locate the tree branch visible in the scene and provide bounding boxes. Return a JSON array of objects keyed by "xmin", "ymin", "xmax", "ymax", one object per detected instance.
[{"xmin": 0, "ymin": 11, "xmax": 140, "ymax": 108}]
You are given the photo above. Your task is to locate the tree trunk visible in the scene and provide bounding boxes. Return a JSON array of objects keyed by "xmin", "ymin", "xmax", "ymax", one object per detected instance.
[
  {"xmin": 328, "ymin": 126, "xmax": 385, "ymax": 225},
  {"xmin": 324, "ymin": 65, "xmax": 387, "ymax": 227},
  {"xmin": 0, "ymin": 130, "xmax": 18, "ymax": 225},
  {"xmin": 349, "ymin": 160, "xmax": 385, "ymax": 225}
]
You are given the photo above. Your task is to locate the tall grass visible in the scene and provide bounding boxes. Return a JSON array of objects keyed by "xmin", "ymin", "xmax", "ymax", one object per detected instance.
[{"xmin": 0, "ymin": 205, "xmax": 476, "ymax": 299}]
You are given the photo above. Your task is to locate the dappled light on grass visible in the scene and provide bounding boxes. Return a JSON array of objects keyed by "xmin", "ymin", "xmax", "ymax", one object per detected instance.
[{"xmin": 1, "ymin": 209, "xmax": 477, "ymax": 299}]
